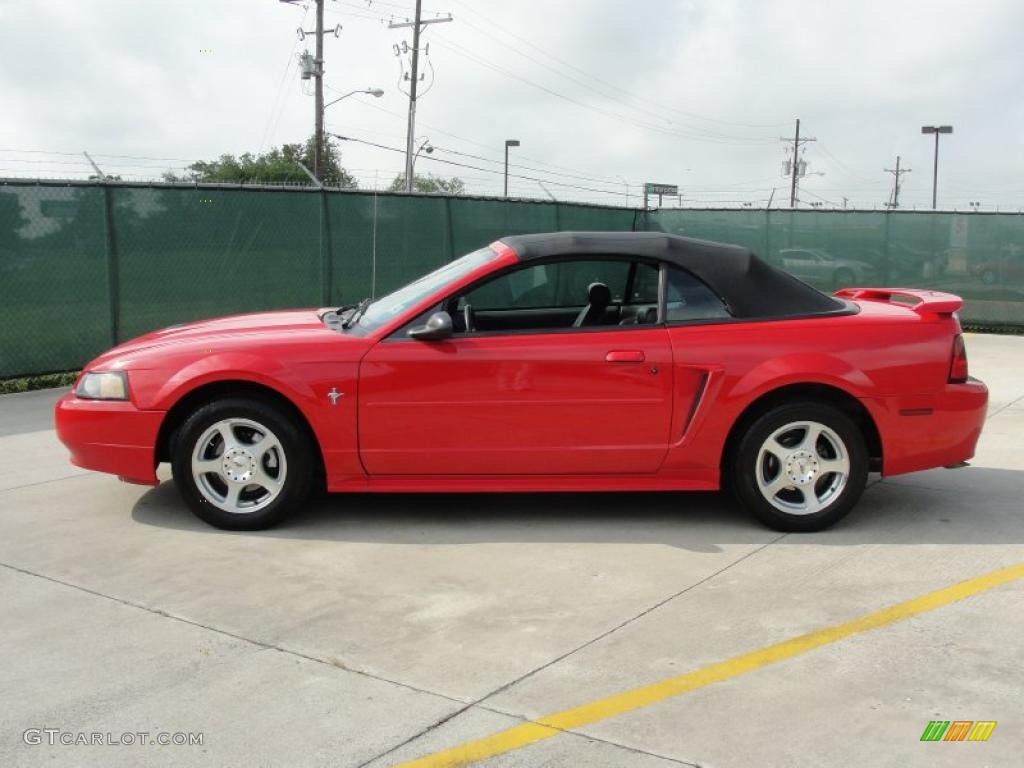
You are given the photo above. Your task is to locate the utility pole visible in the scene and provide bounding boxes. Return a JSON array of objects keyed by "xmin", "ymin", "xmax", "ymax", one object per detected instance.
[
  {"xmin": 884, "ymin": 155, "xmax": 911, "ymax": 209},
  {"xmin": 313, "ymin": 0, "xmax": 325, "ymax": 179},
  {"xmin": 284, "ymin": 0, "xmax": 340, "ymax": 181},
  {"xmin": 781, "ymin": 118, "xmax": 816, "ymax": 208},
  {"xmin": 504, "ymin": 139, "xmax": 520, "ymax": 198},
  {"xmin": 390, "ymin": 2, "xmax": 452, "ymax": 193}
]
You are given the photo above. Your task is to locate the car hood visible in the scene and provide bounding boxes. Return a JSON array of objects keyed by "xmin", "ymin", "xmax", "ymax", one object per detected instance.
[
  {"xmin": 87, "ymin": 309, "xmax": 353, "ymax": 369},
  {"xmin": 138, "ymin": 309, "xmax": 324, "ymax": 342}
]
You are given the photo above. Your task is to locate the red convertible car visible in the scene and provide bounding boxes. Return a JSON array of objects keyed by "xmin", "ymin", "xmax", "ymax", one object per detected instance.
[{"xmin": 56, "ymin": 232, "xmax": 987, "ymax": 532}]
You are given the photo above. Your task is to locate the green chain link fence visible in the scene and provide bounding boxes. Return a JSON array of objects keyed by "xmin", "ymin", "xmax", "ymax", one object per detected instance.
[
  {"xmin": 2, "ymin": 179, "xmax": 1022, "ymax": 379},
  {"xmin": 0, "ymin": 180, "xmax": 638, "ymax": 378},
  {"xmin": 645, "ymin": 208, "xmax": 1024, "ymax": 329}
]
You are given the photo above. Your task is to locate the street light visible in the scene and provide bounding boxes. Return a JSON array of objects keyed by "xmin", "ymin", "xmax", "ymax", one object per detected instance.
[
  {"xmin": 504, "ymin": 139, "xmax": 520, "ymax": 198},
  {"xmin": 921, "ymin": 125, "xmax": 953, "ymax": 210},
  {"xmin": 323, "ymin": 87, "xmax": 384, "ymax": 112},
  {"xmin": 410, "ymin": 137, "xmax": 433, "ymax": 185}
]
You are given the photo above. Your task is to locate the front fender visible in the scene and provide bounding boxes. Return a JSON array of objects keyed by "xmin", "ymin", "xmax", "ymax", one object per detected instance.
[
  {"xmin": 131, "ymin": 352, "xmax": 364, "ymax": 483},
  {"xmin": 139, "ymin": 352, "xmax": 319, "ymax": 413}
]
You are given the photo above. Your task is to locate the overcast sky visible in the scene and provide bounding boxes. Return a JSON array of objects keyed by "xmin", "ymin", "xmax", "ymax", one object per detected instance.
[{"xmin": 2, "ymin": 0, "xmax": 1022, "ymax": 209}]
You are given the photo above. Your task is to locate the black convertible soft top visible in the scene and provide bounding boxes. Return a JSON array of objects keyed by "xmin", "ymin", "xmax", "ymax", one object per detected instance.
[{"xmin": 499, "ymin": 231, "xmax": 847, "ymax": 318}]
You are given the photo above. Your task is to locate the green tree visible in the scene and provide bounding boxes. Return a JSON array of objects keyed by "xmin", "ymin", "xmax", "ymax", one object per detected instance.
[
  {"xmin": 388, "ymin": 173, "xmax": 466, "ymax": 195},
  {"xmin": 0, "ymin": 191, "xmax": 29, "ymax": 252},
  {"xmin": 165, "ymin": 137, "xmax": 356, "ymax": 187}
]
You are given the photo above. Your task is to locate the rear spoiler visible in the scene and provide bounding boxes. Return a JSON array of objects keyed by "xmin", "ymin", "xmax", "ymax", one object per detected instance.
[{"xmin": 833, "ymin": 288, "xmax": 963, "ymax": 316}]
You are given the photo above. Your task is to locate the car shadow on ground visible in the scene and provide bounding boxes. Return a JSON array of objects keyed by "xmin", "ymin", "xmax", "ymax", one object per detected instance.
[{"xmin": 131, "ymin": 467, "xmax": 1024, "ymax": 549}]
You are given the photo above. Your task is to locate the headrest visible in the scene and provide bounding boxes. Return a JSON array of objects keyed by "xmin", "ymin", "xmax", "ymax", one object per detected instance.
[{"xmin": 587, "ymin": 282, "xmax": 612, "ymax": 306}]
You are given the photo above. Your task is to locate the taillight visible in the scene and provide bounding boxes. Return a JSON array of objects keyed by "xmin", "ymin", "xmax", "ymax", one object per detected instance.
[{"xmin": 949, "ymin": 334, "xmax": 969, "ymax": 383}]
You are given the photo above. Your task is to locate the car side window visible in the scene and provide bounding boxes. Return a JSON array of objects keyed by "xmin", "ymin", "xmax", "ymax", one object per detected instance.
[
  {"xmin": 459, "ymin": 259, "xmax": 630, "ymax": 311},
  {"xmin": 665, "ymin": 266, "xmax": 731, "ymax": 322},
  {"xmin": 629, "ymin": 262, "xmax": 660, "ymax": 304}
]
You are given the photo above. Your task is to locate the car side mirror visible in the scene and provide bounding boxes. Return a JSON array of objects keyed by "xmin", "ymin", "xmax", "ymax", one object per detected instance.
[{"xmin": 408, "ymin": 311, "xmax": 454, "ymax": 341}]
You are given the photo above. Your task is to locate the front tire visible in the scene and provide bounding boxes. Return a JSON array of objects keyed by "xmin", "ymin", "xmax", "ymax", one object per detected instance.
[
  {"xmin": 731, "ymin": 403, "xmax": 868, "ymax": 532},
  {"xmin": 171, "ymin": 397, "xmax": 314, "ymax": 530}
]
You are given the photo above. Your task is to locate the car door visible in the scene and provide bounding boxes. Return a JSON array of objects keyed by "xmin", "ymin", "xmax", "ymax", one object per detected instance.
[{"xmin": 357, "ymin": 257, "xmax": 675, "ymax": 475}]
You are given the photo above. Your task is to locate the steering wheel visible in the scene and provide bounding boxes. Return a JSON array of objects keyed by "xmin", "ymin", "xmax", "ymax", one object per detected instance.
[{"xmin": 463, "ymin": 303, "xmax": 475, "ymax": 333}]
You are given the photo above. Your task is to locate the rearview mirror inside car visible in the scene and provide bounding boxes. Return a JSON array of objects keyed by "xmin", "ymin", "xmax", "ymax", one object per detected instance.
[{"xmin": 408, "ymin": 311, "xmax": 453, "ymax": 341}]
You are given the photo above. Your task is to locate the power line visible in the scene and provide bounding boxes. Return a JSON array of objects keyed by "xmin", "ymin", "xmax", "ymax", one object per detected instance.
[
  {"xmin": 337, "ymin": 93, "xmax": 651, "ymax": 186},
  {"xmin": 260, "ymin": 2, "xmax": 310, "ymax": 152},
  {"xmin": 429, "ymin": 35, "xmax": 779, "ymax": 146},
  {"xmin": 330, "ymin": 132, "xmax": 637, "ymax": 199},
  {"xmin": 0, "ymin": 148, "xmax": 192, "ymax": 162},
  {"xmin": 448, "ymin": 16, "xmax": 768, "ymax": 141},
  {"xmin": 446, "ymin": 0, "xmax": 787, "ymax": 132},
  {"xmin": 328, "ymin": 123, "xmax": 644, "ymax": 187}
]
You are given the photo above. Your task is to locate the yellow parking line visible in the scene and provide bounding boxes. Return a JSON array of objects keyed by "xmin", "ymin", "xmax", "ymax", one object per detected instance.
[{"xmin": 394, "ymin": 562, "xmax": 1024, "ymax": 768}]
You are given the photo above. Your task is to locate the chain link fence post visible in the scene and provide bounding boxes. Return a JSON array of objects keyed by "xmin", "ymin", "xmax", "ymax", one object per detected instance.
[
  {"xmin": 444, "ymin": 196, "xmax": 455, "ymax": 261},
  {"xmin": 101, "ymin": 180, "xmax": 121, "ymax": 345},
  {"xmin": 319, "ymin": 188, "xmax": 332, "ymax": 306}
]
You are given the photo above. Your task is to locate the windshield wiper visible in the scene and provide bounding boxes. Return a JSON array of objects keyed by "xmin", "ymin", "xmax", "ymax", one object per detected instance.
[{"xmin": 342, "ymin": 298, "xmax": 372, "ymax": 329}]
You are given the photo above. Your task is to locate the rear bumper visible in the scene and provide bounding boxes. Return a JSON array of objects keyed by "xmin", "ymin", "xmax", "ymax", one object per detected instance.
[
  {"xmin": 868, "ymin": 377, "xmax": 989, "ymax": 477},
  {"xmin": 54, "ymin": 393, "xmax": 164, "ymax": 485}
]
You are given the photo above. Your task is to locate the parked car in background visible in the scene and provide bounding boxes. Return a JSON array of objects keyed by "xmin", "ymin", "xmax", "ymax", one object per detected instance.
[
  {"xmin": 970, "ymin": 257, "xmax": 1024, "ymax": 285},
  {"xmin": 56, "ymin": 232, "xmax": 987, "ymax": 533},
  {"xmin": 775, "ymin": 247, "xmax": 879, "ymax": 288}
]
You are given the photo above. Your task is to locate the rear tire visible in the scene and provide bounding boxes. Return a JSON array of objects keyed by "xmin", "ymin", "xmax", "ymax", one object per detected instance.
[
  {"xmin": 731, "ymin": 402, "xmax": 867, "ymax": 532},
  {"xmin": 171, "ymin": 397, "xmax": 313, "ymax": 530}
]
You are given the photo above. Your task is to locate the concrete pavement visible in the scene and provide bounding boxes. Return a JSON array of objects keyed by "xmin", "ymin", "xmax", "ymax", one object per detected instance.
[{"xmin": 1, "ymin": 333, "xmax": 1022, "ymax": 767}]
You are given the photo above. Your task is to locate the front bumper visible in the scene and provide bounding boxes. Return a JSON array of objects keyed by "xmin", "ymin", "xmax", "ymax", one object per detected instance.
[
  {"xmin": 54, "ymin": 392, "xmax": 164, "ymax": 485},
  {"xmin": 868, "ymin": 377, "xmax": 989, "ymax": 477}
]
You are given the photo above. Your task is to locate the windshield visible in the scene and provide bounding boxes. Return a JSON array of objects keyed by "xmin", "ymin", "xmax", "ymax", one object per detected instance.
[{"xmin": 349, "ymin": 247, "xmax": 498, "ymax": 332}]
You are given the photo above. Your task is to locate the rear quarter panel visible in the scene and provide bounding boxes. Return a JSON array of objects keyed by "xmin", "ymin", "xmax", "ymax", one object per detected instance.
[{"xmin": 662, "ymin": 301, "xmax": 957, "ymax": 481}]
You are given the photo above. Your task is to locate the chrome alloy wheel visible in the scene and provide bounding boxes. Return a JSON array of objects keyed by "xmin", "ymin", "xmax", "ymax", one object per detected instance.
[
  {"xmin": 755, "ymin": 420, "xmax": 850, "ymax": 516},
  {"xmin": 190, "ymin": 418, "xmax": 287, "ymax": 514}
]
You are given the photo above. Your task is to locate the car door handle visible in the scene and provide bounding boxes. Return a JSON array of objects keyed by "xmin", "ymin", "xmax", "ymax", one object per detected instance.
[{"xmin": 605, "ymin": 350, "xmax": 645, "ymax": 363}]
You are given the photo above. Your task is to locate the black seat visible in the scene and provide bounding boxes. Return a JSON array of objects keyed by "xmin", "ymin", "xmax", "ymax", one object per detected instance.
[{"xmin": 573, "ymin": 282, "xmax": 612, "ymax": 327}]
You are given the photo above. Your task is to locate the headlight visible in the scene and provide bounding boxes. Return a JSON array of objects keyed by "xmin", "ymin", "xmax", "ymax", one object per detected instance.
[{"xmin": 75, "ymin": 371, "xmax": 129, "ymax": 400}]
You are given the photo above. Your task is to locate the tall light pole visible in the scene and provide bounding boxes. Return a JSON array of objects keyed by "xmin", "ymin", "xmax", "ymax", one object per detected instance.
[
  {"xmin": 504, "ymin": 139, "xmax": 520, "ymax": 198},
  {"xmin": 921, "ymin": 125, "xmax": 953, "ymax": 210}
]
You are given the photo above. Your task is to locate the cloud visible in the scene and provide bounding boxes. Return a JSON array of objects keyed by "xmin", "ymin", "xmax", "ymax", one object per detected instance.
[{"xmin": 0, "ymin": 0, "xmax": 1021, "ymax": 209}]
